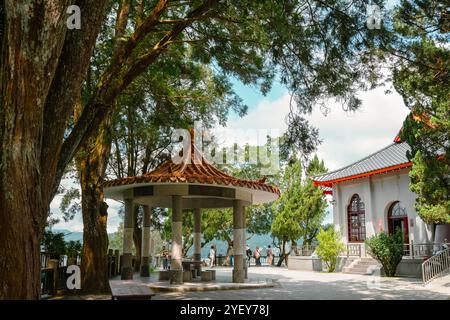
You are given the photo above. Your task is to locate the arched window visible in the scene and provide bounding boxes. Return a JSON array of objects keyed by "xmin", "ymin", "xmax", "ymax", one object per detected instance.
[
  {"xmin": 347, "ymin": 194, "xmax": 366, "ymax": 242},
  {"xmin": 388, "ymin": 201, "xmax": 409, "ymax": 243}
]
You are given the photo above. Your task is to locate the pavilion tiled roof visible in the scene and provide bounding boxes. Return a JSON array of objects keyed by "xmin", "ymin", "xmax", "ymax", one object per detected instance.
[
  {"xmin": 313, "ymin": 141, "xmax": 412, "ymax": 187},
  {"xmin": 103, "ymin": 130, "xmax": 280, "ymax": 196}
]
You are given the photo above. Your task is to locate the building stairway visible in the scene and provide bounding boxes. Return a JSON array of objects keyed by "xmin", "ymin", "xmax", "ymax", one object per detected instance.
[{"xmin": 342, "ymin": 258, "xmax": 380, "ymax": 275}]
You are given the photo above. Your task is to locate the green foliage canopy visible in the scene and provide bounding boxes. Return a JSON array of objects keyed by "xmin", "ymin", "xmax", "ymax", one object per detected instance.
[
  {"xmin": 391, "ymin": 1, "xmax": 450, "ymax": 224},
  {"xmin": 272, "ymin": 156, "xmax": 328, "ymax": 246}
]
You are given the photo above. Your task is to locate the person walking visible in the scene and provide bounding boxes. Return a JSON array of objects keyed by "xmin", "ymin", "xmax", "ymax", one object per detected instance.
[
  {"xmin": 209, "ymin": 245, "xmax": 215, "ymax": 268},
  {"xmin": 267, "ymin": 245, "xmax": 274, "ymax": 266}
]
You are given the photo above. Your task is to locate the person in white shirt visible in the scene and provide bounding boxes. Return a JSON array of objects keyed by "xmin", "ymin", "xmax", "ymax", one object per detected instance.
[{"xmin": 209, "ymin": 245, "xmax": 215, "ymax": 267}]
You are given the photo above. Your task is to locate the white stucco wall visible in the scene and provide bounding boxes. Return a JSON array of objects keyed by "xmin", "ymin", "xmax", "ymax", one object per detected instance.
[{"xmin": 332, "ymin": 168, "xmax": 433, "ymax": 245}]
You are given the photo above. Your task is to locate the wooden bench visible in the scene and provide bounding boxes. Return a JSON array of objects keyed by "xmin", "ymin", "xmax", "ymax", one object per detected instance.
[{"xmin": 109, "ymin": 280, "xmax": 155, "ymax": 300}]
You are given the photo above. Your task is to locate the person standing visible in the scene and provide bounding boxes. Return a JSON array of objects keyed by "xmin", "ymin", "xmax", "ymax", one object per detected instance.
[
  {"xmin": 254, "ymin": 246, "xmax": 261, "ymax": 266},
  {"xmin": 209, "ymin": 245, "xmax": 215, "ymax": 268},
  {"xmin": 246, "ymin": 244, "xmax": 252, "ymax": 267},
  {"xmin": 267, "ymin": 245, "xmax": 274, "ymax": 266},
  {"xmin": 229, "ymin": 245, "xmax": 234, "ymax": 267},
  {"xmin": 161, "ymin": 246, "xmax": 169, "ymax": 270}
]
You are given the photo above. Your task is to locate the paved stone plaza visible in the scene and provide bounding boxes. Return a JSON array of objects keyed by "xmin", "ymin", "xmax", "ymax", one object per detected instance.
[
  {"xmin": 59, "ymin": 267, "xmax": 450, "ymax": 300},
  {"xmin": 150, "ymin": 267, "xmax": 450, "ymax": 300}
]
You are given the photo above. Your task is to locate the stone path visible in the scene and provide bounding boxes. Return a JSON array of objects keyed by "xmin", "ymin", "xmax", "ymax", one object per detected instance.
[
  {"xmin": 57, "ymin": 267, "xmax": 450, "ymax": 300},
  {"xmin": 150, "ymin": 267, "xmax": 450, "ymax": 300}
]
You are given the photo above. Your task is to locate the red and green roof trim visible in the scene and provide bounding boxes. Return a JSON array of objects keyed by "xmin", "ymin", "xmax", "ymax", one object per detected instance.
[{"xmin": 312, "ymin": 138, "xmax": 412, "ymax": 192}]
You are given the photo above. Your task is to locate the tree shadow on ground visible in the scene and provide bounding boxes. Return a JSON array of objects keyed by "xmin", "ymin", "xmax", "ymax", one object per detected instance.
[{"xmin": 153, "ymin": 267, "xmax": 449, "ymax": 300}]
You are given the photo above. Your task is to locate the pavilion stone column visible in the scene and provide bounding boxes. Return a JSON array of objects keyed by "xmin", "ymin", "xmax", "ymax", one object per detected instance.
[
  {"xmin": 233, "ymin": 200, "xmax": 245, "ymax": 283},
  {"xmin": 170, "ymin": 195, "xmax": 183, "ymax": 284},
  {"xmin": 243, "ymin": 206, "xmax": 248, "ymax": 279},
  {"xmin": 121, "ymin": 198, "xmax": 134, "ymax": 280},
  {"xmin": 140, "ymin": 205, "xmax": 151, "ymax": 277},
  {"xmin": 193, "ymin": 208, "xmax": 202, "ymax": 276}
]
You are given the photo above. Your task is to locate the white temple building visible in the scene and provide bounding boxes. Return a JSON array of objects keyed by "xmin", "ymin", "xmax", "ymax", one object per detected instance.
[
  {"xmin": 313, "ymin": 136, "xmax": 434, "ymax": 254},
  {"xmin": 291, "ymin": 129, "xmax": 449, "ymax": 278}
]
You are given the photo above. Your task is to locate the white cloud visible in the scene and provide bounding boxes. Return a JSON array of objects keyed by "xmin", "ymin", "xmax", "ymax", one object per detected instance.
[
  {"xmin": 223, "ymin": 84, "xmax": 409, "ymax": 171},
  {"xmin": 50, "ymin": 180, "xmax": 123, "ymax": 234},
  {"xmin": 222, "ymin": 85, "xmax": 409, "ymax": 226}
]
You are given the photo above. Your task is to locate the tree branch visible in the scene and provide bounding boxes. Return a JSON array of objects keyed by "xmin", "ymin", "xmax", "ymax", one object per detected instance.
[
  {"xmin": 54, "ymin": 0, "xmax": 220, "ymax": 194},
  {"xmin": 115, "ymin": 0, "xmax": 131, "ymax": 42},
  {"xmin": 43, "ymin": 0, "xmax": 109, "ymax": 200}
]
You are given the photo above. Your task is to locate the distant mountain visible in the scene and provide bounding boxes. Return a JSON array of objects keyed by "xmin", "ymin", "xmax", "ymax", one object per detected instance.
[
  {"xmin": 51, "ymin": 229, "xmax": 118, "ymax": 244},
  {"xmin": 51, "ymin": 229, "xmax": 84, "ymax": 243}
]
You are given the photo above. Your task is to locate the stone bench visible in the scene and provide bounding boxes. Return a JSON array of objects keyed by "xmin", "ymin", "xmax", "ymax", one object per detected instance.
[
  {"xmin": 158, "ymin": 270, "xmax": 170, "ymax": 280},
  {"xmin": 109, "ymin": 280, "xmax": 155, "ymax": 300},
  {"xmin": 201, "ymin": 269, "xmax": 216, "ymax": 281},
  {"xmin": 183, "ymin": 270, "xmax": 192, "ymax": 282},
  {"xmin": 201, "ymin": 270, "xmax": 212, "ymax": 281}
]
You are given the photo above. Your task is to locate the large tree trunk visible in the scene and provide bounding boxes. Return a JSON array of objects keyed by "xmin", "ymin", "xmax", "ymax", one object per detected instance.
[
  {"xmin": 0, "ymin": 202, "xmax": 44, "ymax": 299},
  {"xmin": 77, "ymin": 115, "xmax": 112, "ymax": 294},
  {"xmin": 0, "ymin": 1, "xmax": 108, "ymax": 299},
  {"xmin": 0, "ymin": 1, "xmax": 69, "ymax": 299},
  {"xmin": 79, "ymin": 180, "xmax": 110, "ymax": 293},
  {"xmin": 0, "ymin": 0, "xmax": 214, "ymax": 299}
]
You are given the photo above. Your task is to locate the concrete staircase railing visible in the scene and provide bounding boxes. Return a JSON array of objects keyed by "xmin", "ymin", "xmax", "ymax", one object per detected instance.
[{"xmin": 422, "ymin": 248, "xmax": 450, "ymax": 284}]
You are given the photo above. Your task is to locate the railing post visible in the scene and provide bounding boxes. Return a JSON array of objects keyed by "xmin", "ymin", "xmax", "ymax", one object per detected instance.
[{"xmin": 410, "ymin": 240, "xmax": 414, "ymax": 259}]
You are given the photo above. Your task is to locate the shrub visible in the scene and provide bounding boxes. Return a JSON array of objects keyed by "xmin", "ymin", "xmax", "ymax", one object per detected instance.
[
  {"xmin": 365, "ymin": 229, "xmax": 404, "ymax": 277},
  {"xmin": 66, "ymin": 240, "xmax": 82, "ymax": 259},
  {"xmin": 42, "ymin": 230, "xmax": 67, "ymax": 260},
  {"xmin": 316, "ymin": 227, "xmax": 345, "ymax": 272}
]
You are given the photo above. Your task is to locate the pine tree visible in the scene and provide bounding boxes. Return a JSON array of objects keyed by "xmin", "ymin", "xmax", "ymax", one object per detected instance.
[{"xmin": 391, "ymin": 1, "xmax": 450, "ymax": 224}]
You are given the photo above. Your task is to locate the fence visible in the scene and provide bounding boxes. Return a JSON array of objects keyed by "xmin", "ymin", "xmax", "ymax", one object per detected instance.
[
  {"xmin": 40, "ymin": 252, "xmax": 81, "ymax": 297},
  {"xmin": 422, "ymin": 248, "xmax": 450, "ymax": 284},
  {"xmin": 345, "ymin": 244, "xmax": 362, "ymax": 257},
  {"xmin": 295, "ymin": 245, "xmax": 317, "ymax": 256},
  {"xmin": 247, "ymin": 255, "xmax": 282, "ymax": 266},
  {"xmin": 151, "ymin": 254, "xmax": 284, "ymax": 268},
  {"xmin": 404, "ymin": 242, "xmax": 449, "ymax": 258},
  {"xmin": 340, "ymin": 242, "xmax": 449, "ymax": 259},
  {"xmin": 40, "ymin": 266, "xmax": 70, "ymax": 297}
]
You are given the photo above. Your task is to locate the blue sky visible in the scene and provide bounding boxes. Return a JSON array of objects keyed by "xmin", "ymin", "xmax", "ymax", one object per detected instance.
[{"xmin": 229, "ymin": 77, "xmax": 287, "ymax": 117}]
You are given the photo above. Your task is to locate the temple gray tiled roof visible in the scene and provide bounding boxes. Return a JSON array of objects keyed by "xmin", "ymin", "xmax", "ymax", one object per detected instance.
[{"xmin": 313, "ymin": 141, "xmax": 412, "ymax": 184}]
